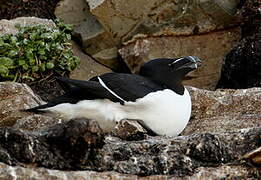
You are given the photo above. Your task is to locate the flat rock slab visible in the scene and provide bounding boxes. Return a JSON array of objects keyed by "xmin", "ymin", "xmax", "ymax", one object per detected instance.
[{"xmin": 70, "ymin": 41, "xmax": 112, "ymax": 80}]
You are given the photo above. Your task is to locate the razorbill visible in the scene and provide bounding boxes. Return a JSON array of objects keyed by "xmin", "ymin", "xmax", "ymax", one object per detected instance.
[{"xmin": 26, "ymin": 56, "xmax": 201, "ymax": 136}]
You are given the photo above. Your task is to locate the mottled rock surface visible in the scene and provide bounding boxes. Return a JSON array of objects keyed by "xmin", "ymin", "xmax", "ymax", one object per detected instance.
[
  {"xmin": 0, "ymin": 82, "xmax": 55, "ymax": 129},
  {"xmin": 0, "ymin": 120, "xmax": 260, "ymax": 176},
  {"xmin": 96, "ymin": 128, "xmax": 260, "ymax": 175},
  {"xmin": 0, "ymin": 163, "xmax": 259, "ymax": 180},
  {"xmin": 119, "ymin": 27, "xmax": 240, "ymax": 89},
  {"xmin": 0, "ymin": 17, "xmax": 56, "ymax": 35},
  {"xmin": 55, "ymin": 0, "xmax": 90, "ymax": 26},
  {"xmin": 183, "ymin": 87, "xmax": 261, "ymax": 135},
  {"xmin": 86, "ymin": 0, "xmax": 240, "ymax": 44},
  {"xmin": 0, "ymin": 118, "xmax": 104, "ymax": 169},
  {"xmin": 112, "ymin": 119, "xmax": 148, "ymax": 141},
  {"xmin": 70, "ymin": 41, "xmax": 112, "ymax": 80}
]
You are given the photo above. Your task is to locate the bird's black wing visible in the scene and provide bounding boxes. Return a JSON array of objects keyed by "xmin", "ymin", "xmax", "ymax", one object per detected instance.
[
  {"xmin": 89, "ymin": 73, "xmax": 164, "ymax": 102},
  {"xmin": 25, "ymin": 73, "xmax": 163, "ymax": 112}
]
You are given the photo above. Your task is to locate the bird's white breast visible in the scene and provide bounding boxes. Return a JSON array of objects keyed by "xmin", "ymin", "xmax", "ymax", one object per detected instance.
[
  {"xmin": 44, "ymin": 89, "xmax": 191, "ymax": 136},
  {"xmin": 123, "ymin": 88, "xmax": 191, "ymax": 136}
]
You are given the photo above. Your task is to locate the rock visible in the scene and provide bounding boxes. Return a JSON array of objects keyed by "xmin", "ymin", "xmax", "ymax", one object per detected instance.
[
  {"xmin": 0, "ymin": 82, "xmax": 43, "ymax": 127},
  {"xmin": 0, "ymin": 163, "xmax": 259, "ymax": 180},
  {"xmin": 0, "ymin": 118, "xmax": 104, "ymax": 169},
  {"xmin": 0, "ymin": 17, "xmax": 56, "ymax": 35},
  {"xmin": 70, "ymin": 41, "xmax": 112, "ymax": 80},
  {"xmin": 55, "ymin": 0, "xmax": 116, "ymax": 55},
  {"xmin": 92, "ymin": 47, "xmax": 123, "ymax": 71},
  {"xmin": 217, "ymin": 0, "xmax": 261, "ymax": 89},
  {"xmin": 95, "ymin": 127, "xmax": 260, "ymax": 175},
  {"xmin": 119, "ymin": 27, "xmax": 241, "ymax": 89},
  {"xmin": 0, "ymin": 118, "xmax": 260, "ymax": 177},
  {"xmin": 0, "ymin": 82, "xmax": 60, "ymax": 130},
  {"xmin": 55, "ymin": 0, "xmax": 90, "ymax": 26},
  {"xmin": 55, "ymin": 0, "xmax": 124, "ymax": 70},
  {"xmin": 183, "ymin": 87, "xmax": 261, "ymax": 135},
  {"xmin": 112, "ymin": 119, "xmax": 148, "ymax": 141},
  {"xmin": 86, "ymin": 0, "xmax": 241, "ymax": 45}
]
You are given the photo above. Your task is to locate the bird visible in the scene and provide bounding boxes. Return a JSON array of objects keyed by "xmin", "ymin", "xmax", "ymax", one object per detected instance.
[{"xmin": 26, "ymin": 56, "xmax": 201, "ymax": 136}]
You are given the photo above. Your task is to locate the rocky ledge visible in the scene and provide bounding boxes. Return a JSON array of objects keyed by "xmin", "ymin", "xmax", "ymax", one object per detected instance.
[{"xmin": 0, "ymin": 82, "xmax": 260, "ymax": 179}]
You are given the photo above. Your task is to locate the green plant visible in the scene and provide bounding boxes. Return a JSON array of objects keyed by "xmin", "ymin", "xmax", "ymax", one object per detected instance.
[{"xmin": 0, "ymin": 20, "xmax": 80, "ymax": 82}]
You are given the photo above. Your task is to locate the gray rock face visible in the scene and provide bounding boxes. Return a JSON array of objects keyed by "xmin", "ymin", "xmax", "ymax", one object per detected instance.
[
  {"xmin": 96, "ymin": 128, "xmax": 260, "ymax": 175},
  {"xmin": 119, "ymin": 27, "xmax": 241, "ymax": 89},
  {"xmin": 183, "ymin": 87, "xmax": 261, "ymax": 135}
]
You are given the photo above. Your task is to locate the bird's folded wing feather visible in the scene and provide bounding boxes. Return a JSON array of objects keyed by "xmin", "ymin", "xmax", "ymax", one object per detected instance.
[
  {"xmin": 25, "ymin": 73, "xmax": 163, "ymax": 111},
  {"xmin": 90, "ymin": 73, "xmax": 164, "ymax": 102}
]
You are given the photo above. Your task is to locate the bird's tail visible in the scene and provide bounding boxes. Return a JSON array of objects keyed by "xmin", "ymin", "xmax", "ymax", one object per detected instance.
[{"xmin": 21, "ymin": 103, "xmax": 54, "ymax": 114}]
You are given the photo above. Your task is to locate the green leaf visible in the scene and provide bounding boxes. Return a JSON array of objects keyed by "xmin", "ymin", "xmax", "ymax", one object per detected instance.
[
  {"xmin": 0, "ymin": 57, "xmax": 14, "ymax": 66},
  {"xmin": 22, "ymin": 64, "xmax": 29, "ymax": 70},
  {"xmin": 38, "ymin": 48, "xmax": 45, "ymax": 55},
  {"xmin": 0, "ymin": 65, "xmax": 9, "ymax": 76},
  {"xmin": 29, "ymin": 58, "xmax": 36, "ymax": 66},
  {"xmin": 8, "ymin": 50, "xmax": 18, "ymax": 57},
  {"xmin": 32, "ymin": 66, "xmax": 39, "ymax": 72},
  {"xmin": 18, "ymin": 60, "xmax": 26, "ymax": 66},
  {"xmin": 0, "ymin": 20, "xmax": 80, "ymax": 82},
  {"xmin": 40, "ymin": 63, "xmax": 46, "ymax": 72},
  {"xmin": 21, "ymin": 75, "xmax": 35, "ymax": 81},
  {"xmin": 46, "ymin": 62, "xmax": 54, "ymax": 69}
]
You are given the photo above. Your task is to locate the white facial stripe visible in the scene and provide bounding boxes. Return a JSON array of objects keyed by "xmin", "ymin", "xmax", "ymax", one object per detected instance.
[
  {"xmin": 189, "ymin": 56, "xmax": 196, "ymax": 63},
  {"xmin": 189, "ymin": 56, "xmax": 197, "ymax": 68},
  {"xmin": 169, "ymin": 58, "xmax": 183, "ymax": 66},
  {"xmin": 98, "ymin": 77, "xmax": 126, "ymax": 102}
]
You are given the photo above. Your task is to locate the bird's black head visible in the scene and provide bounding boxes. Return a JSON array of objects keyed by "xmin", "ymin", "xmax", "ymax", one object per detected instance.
[{"xmin": 139, "ymin": 56, "xmax": 202, "ymax": 95}]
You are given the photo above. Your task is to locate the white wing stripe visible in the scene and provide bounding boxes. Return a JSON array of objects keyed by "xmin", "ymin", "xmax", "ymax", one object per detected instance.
[{"xmin": 98, "ymin": 77, "xmax": 126, "ymax": 102}]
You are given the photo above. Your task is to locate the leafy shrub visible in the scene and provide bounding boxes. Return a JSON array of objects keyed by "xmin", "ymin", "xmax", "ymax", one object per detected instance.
[{"xmin": 0, "ymin": 20, "xmax": 80, "ymax": 82}]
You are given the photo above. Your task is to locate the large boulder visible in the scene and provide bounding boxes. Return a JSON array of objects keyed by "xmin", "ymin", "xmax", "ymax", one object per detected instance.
[
  {"xmin": 86, "ymin": 0, "xmax": 240, "ymax": 44},
  {"xmin": 119, "ymin": 27, "xmax": 240, "ymax": 89}
]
